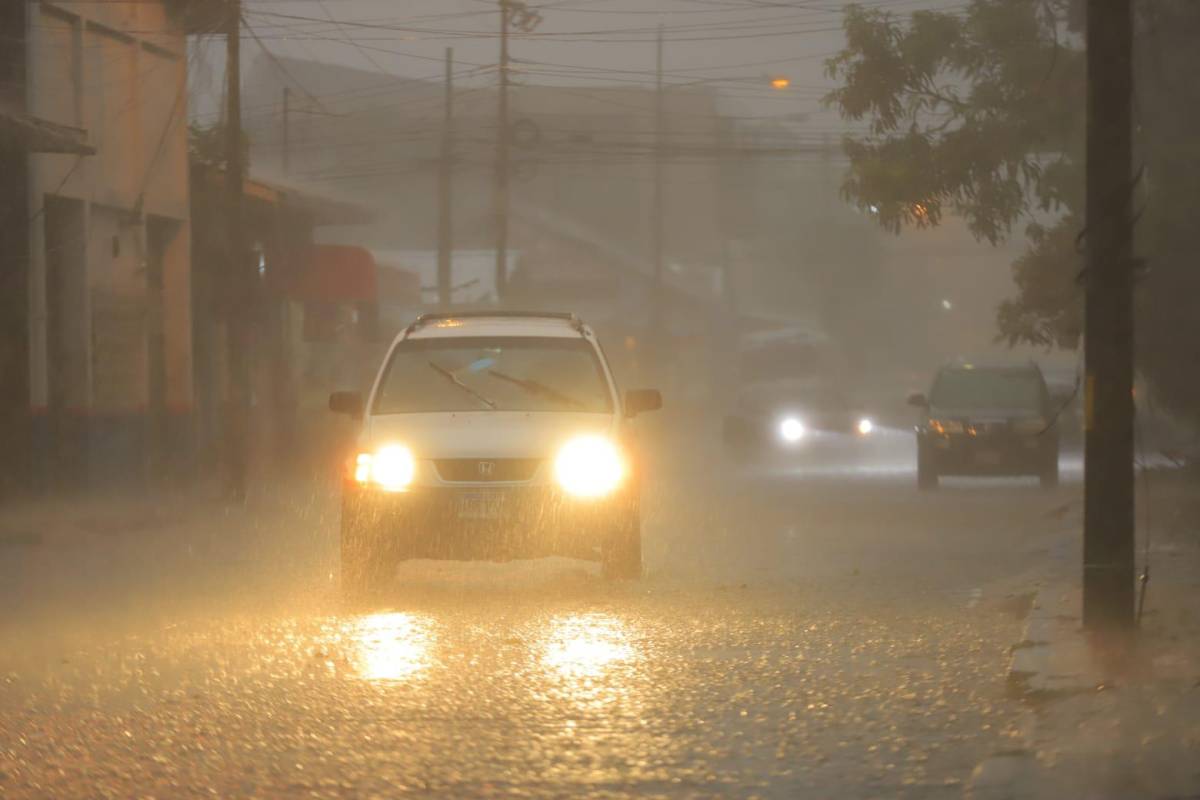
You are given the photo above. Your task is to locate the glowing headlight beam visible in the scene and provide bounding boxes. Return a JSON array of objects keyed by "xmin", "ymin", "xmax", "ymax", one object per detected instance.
[
  {"xmin": 779, "ymin": 417, "xmax": 806, "ymax": 443},
  {"xmin": 555, "ymin": 436, "xmax": 624, "ymax": 498},
  {"xmin": 354, "ymin": 445, "xmax": 416, "ymax": 491},
  {"xmin": 857, "ymin": 418, "xmax": 874, "ymax": 436},
  {"xmin": 373, "ymin": 445, "xmax": 416, "ymax": 491}
]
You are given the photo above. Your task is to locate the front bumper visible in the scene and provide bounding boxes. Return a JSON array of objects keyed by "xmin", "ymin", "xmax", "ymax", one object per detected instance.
[{"xmin": 342, "ymin": 485, "xmax": 634, "ymax": 561}]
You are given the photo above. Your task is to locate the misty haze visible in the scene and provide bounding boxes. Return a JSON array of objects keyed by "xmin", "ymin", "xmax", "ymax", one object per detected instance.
[{"xmin": 0, "ymin": 1, "xmax": 1197, "ymax": 798}]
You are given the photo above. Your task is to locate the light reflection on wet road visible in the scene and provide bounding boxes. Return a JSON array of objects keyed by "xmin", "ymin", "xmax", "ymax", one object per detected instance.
[
  {"xmin": 0, "ymin": 430, "xmax": 1081, "ymax": 798},
  {"xmin": 352, "ymin": 612, "xmax": 436, "ymax": 682}
]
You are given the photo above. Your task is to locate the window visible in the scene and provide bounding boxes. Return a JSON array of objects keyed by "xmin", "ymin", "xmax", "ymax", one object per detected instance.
[
  {"xmin": 931, "ymin": 368, "xmax": 1045, "ymax": 410},
  {"xmin": 374, "ymin": 336, "xmax": 613, "ymax": 414}
]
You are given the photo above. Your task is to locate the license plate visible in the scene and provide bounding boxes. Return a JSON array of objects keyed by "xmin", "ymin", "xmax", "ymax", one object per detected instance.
[
  {"xmin": 456, "ymin": 493, "xmax": 504, "ymax": 520},
  {"xmin": 975, "ymin": 449, "xmax": 1003, "ymax": 465}
]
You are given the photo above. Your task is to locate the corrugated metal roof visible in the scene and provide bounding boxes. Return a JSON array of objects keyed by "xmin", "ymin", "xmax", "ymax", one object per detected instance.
[{"xmin": 193, "ymin": 163, "xmax": 375, "ymax": 225}]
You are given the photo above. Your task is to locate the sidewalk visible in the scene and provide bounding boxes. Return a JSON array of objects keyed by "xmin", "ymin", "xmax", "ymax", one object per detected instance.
[{"xmin": 969, "ymin": 468, "xmax": 1200, "ymax": 799}]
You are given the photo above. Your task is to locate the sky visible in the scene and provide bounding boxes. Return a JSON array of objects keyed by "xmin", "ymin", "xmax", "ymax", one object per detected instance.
[
  {"xmin": 186, "ymin": 0, "xmax": 1056, "ymax": 366},
  {"xmin": 192, "ymin": 0, "xmax": 961, "ymax": 129}
]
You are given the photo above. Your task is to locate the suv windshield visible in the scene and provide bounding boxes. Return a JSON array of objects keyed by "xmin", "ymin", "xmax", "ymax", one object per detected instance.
[
  {"xmin": 374, "ymin": 336, "xmax": 613, "ymax": 414},
  {"xmin": 930, "ymin": 368, "xmax": 1045, "ymax": 411}
]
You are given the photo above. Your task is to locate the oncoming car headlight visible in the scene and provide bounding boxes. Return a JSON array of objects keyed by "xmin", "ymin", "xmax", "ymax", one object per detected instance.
[
  {"xmin": 352, "ymin": 444, "xmax": 416, "ymax": 491},
  {"xmin": 555, "ymin": 435, "xmax": 624, "ymax": 498},
  {"xmin": 778, "ymin": 417, "xmax": 806, "ymax": 443},
  {"xmin": 857, "ymin": 417, "xmax": 875, "ymax": 436}
]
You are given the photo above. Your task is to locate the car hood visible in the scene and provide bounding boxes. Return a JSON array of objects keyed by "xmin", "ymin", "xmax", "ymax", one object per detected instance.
[{"xmin": 363, "ymin": 411, "xmax": 617, "ymax": 458}]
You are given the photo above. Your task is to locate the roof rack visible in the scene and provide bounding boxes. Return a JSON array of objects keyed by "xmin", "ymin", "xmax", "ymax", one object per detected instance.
[{"xmin": 405, "ymin": 310, "xmax": 585, "ymax": 336}]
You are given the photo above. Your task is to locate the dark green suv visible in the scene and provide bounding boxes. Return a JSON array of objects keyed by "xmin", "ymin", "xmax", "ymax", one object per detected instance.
[{"xmin": 909, "ymin": 362, "xmax": 1059, "ymax": 490}]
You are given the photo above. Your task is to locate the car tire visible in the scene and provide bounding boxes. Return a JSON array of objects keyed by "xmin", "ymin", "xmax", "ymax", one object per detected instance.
[
  {"xmin": 340, "ymin": 497, "xmax": 392, "ymax": 601},
  {"xmin": 1039, "ymin": 452, "xmax": 1060, "ymax": 489},
  {"xmin": 916, "ymin": 442, "xmax": 939, "ymax": 490},
  {"xmin": 601, "ymin": 512, "xmax": 642, "ymax": 580}
]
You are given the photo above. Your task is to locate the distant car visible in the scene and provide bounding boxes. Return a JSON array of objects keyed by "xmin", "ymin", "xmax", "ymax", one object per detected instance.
[
  {"xmin": 909, "ymin": 361, "xmax": 1059, "ymax": 489},
  {"xmin": 724, "ymin": 378, "xmax": 878, "ymax": 459},
  {"xmin": 328, "ymin": 311, "xmax": 661, "ymax": 595},
  {"xmin": 722, "ymin": 330, "xmax": 876, "ymax": 459}
]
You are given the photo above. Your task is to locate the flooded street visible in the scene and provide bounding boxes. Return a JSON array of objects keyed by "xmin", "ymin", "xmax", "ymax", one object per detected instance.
[
  {"xmin": 2, "ymin": 0, "xmax": 1197, "ymax": 796},
  {"xmin": 0, "ymin": 430, "xmax": 1079, "ymax": 798}
]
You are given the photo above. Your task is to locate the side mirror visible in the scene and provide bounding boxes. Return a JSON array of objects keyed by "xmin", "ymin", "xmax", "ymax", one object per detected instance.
[
  {"xmin": 907, "ymin": 392, "xmax": 929, "ymax": 408},
  {"xmin": 624, "ymin": 388, "xmax": 662, "ymax": 417},
  {"xmin": 329, "ymin": 390, "xmax": 365, "ymax": 418}
]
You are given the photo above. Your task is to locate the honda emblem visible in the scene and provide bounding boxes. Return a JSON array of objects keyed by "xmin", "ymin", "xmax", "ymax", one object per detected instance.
[{"xmin": 477, "ymin": 461, "xmax": 496, "ymax": 477}]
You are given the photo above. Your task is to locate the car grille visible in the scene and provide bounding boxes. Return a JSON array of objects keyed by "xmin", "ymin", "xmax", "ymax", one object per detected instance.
[{"xmin": 434, "ymin": 458, "xmax": 542, "ymax": 483}]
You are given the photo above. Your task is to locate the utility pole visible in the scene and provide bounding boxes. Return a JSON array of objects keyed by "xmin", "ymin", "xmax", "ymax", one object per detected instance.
[
  {"xmin": 494, "ymin": 1, "xmax": 512, "ymax": 303},
  {"xmin": 224, "ymin": 0, "xmax": 251, "ymax": 502},
  {"xmin": 820, "ymin": 132, "xmax": 832, "ymax": 222},
  {"xmin": 437, "ymin": 47, "xmax": 454, "ymax": 308},
  {"xmin": 717, "ymin": 122, "xmax": 735, "ymax": 313},
  {"xmin": 281, "ymin": 86, "xmax": 290, "ymax": 177},
  {"xmin": 491, "ymin": 2, "xmax": 540, "ymax": 304},
  {"xmin": 650, "ymin": 22, "xmax": 665, "ymax": 352},
  {"xmin": 1082, "ymin": 0, "xmax": 1135, "ymax": 632}
]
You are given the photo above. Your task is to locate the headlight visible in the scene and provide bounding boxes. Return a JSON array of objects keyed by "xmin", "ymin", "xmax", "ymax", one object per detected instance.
[
  {"xmin": 555, "ymin": 435, "xmax": 624, "ymax": 498},
  {"xmin": 352, "ymin": 444, "xmax": 416, "ymax": 491},
  {"xmin": 930, "ymin": 419, "xmax": 964, "ymax": 435},
  {"xmin": 857, "ymin": 417, "xmax": 875, "ymax": 436},
  {"xmin": 779, "ymin": 417, "xmax": 806, "ymax": 443},
  {"xmin": 1012, "ymin": 418, "xmax": 1047, "ymax": 435}
]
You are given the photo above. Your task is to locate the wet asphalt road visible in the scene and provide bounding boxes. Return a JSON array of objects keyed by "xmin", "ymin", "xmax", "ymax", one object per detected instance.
[{"xmin": 0, "ymin": 427, "xmax": 1081, "ymax": 798}]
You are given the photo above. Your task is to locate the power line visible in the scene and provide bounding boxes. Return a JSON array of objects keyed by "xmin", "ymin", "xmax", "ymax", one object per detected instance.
[{"xmin": 241, "ymin": 14, "xmax": 327, "ymax": 109}]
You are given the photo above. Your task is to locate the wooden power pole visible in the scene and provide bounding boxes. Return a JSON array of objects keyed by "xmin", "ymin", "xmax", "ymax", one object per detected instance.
[
  {"xmin": 1082, "ymin": 0, "xmax": 1136, "ymax": 632},
  {"xmin": 224, "ymin": 0, "xmax": 251, "ymax": 501},
  {"xmin": 437, "ymin": 48, "xmax": 454, "ymax": 308},
  {"xmin": 282, "ymin": 86, "xmax": 290, "ymax": 177}
]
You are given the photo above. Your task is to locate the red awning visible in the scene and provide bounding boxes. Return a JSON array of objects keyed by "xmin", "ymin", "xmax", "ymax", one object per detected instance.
[{"xmin": 291, "ymin": 245, "xmax": 377, "ymax": 303}]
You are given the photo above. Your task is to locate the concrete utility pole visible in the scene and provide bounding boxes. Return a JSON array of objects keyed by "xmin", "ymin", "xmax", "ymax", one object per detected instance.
[
  {"xmin": 282, "ymin": 86, "xmax": 290, "ymax": 177},
  {"xmin": 492, "ymin": 1, "xmax": 541, "ymax": 304},
  {"xmin": 494, "ymin": 1, "xmax": 512, "ymax": 303},
  {"xmin": 437, "ymin": 47, "xmax": 454, "ymax": 308},
  {"xmin": 650, "ymin": 22, "xmax": 665, "ymax": 351},
  {"xmin": 224, "ymin": 0, "xmax": 251, "ymax": 501},
  {"xmin": 1082, "ymin": 0, "xmax": 1136, "ymax": 632}
]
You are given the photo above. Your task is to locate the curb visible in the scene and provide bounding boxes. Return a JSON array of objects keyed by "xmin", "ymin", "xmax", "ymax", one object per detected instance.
[
  {"xmin": 1004, "ymin": 528, "xmax": 1107, "ymax": 699},
  {"xmin": 964, "ymin": 527, "xmax": 1088, "ymax": 799}
]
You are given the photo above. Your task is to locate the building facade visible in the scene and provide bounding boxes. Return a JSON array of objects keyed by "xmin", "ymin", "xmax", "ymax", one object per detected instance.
[{"xmin": 21, "ymin": 1, "xmax": 196, "ymax": 488}]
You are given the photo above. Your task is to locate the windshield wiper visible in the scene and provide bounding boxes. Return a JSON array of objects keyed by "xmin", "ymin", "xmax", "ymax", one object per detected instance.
[
  {"xmin": 428, "ymin": 361, "xmax": 496, "ymax": 409},
  {"xmin": 485, "ymin": 369, "xmax": 587, "ymax": 410}
]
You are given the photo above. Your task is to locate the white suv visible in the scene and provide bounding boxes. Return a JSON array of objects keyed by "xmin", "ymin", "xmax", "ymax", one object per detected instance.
[{"xmin": 329, "ymin": 311, "xmax": 661, "ymax": 594}]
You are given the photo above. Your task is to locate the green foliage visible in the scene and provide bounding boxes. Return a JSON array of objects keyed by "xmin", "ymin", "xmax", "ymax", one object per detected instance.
[
  {"xmin": 188, "ymin": 121, "xmax": 250, "ymax": 169},
  {"xmin": 825, "ymin": 1, "xmax": 1083, "ymax": 246},
  {"xmin": 825, "ymin": 0, "xmax": 1200, "ymax": 424},
  {"xmin": 996, "ymin": 216, "xmax": 1082, "ymax": 349}
]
